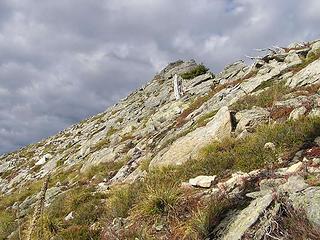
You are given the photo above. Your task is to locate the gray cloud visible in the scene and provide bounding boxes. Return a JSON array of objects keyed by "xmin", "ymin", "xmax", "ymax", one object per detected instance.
[{"xmin": 0, "ymin": 0, "xmax": 319, "ymax": 153}]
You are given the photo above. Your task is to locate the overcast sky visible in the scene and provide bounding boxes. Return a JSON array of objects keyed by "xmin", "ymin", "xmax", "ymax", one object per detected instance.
[{"xmin": 0, "ymin": 0, "xmax": 319, "ymax": 154}]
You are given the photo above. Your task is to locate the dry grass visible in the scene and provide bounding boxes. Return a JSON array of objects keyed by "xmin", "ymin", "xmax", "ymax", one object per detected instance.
[
  {"xmin": 265, "ymin": 200, "xmax": 320, "ymax": 240},
  {"xmin": 231, "ymin": 81, "xmax": 290, "ymax": 111},
  {"xmin": 176, "ymin": 195, "xmax": 235, "ymax": 239}
]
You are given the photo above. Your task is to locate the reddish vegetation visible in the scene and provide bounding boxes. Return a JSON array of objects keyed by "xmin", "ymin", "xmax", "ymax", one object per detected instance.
[
  {"xmin": 270, "ymin": 106, "xmax": 294, "ymax": 120},
  {"xmin": 306, "ymin": 147, "xmax": 320, "ymax": 158},
  {"xmin": 296, "ymin": 83, "xmax": 320, "ymax": 96}
]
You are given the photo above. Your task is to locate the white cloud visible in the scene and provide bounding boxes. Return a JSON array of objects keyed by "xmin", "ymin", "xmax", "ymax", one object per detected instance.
[{"xmin": 0, "ymin": 0, "xmax": 319, "ymax": 153}]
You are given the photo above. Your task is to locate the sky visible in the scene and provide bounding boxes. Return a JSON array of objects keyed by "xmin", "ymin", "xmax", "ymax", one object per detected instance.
[{"xmin": 0, "ymin": 0, "xmax": 319, "ymax": 154}]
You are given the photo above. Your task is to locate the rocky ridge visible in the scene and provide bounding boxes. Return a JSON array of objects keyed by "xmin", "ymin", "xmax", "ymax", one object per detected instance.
[{"xmin": 0, "ymin": 39, "xmax": 320, "ymax": 239}]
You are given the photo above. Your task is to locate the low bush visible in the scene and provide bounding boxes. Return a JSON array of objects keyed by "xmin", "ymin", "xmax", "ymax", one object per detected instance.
[{"xmin": 181, "ymin": 64, "xmax": 209, "ymax": 79}]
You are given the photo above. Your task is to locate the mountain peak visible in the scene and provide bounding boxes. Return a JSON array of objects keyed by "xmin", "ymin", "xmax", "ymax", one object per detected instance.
[{"xmin": 1, "ymin": 39, "xmax": 320, "ymax": 239}]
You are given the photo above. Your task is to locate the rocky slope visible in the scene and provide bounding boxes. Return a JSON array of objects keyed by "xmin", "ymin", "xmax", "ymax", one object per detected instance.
[{"xmin": 1, "ymin": 39, "xmax": 320, "ymax": 239}]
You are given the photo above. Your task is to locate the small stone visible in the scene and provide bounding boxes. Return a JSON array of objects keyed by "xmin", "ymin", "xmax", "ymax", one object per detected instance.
[
  {"xmin": 264, "ymin": 142, "xmax": 276, "ymax": 151},
  {"xmin": 35, "ymin": 154, "xmax": 52, "ymax": 166},
  {"xmin": 65, "ymin": 212, "xmax": 74, "ymax": 221},
  {"xmin": 286, "ymin": 162, "xmax": 303, "ymax": 174},
  {"xmin": 189, "ymin": 175, "xmax": 217, "ymax": 188},
  {"xmin": 289, "ymin": 106, "xmax": 307, "ymax": 120},
  {"xmin": 314, "ymin": 137, "xmax": 320, "ymax": 146},
  {"xmin": 112, "ymin": 217, "xmax": 124, "ymax": 228},
  {"xmin": 97, "ymin": 182, "xmax": 110, "ymax": 192},
  {"xmin": 155, "ymin": 223, "xmax": 164, "ymax": 231},
  {"xmin": 292, "ymin": 150, "xmax": 303, "ymax": 163},
  {"xmin": 218, "ymin": 172, "xmax": 249, "ymax": 192},
  {"xmin": 248, "ymin": 169, "xmax": 261, "ymax": 177},
  {"xmin": 208, "ymin": 188, "xmax": 220, "ymax": 197}
]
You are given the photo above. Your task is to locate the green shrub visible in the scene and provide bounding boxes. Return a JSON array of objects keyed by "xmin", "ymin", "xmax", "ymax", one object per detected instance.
[{"xmin": 181, "ymin": 64, "xmax": 209, "ymax": 79}]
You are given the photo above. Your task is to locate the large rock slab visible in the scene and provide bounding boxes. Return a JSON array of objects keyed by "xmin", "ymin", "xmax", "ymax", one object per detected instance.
[
  {"xmin": 290, "ymin": 187, "xmax": 320, "ymax": 226},
  {"xmin": 287, "ymin": 59, "xmax": 320, "ymax": 87},
  {"xmin": 80, "ymin": 147, "xmax": 116, "ymax": 173},
  {"xmin": 150, "ymin": 106, "xmax": 232, "ymax": 167},
  {"xmin": 235, "ymin": 107, "xmax": 270, "ymax": 135},
  {"xmin": 222, "ymin": 194, "xmax": 273, "ymax": 240}
]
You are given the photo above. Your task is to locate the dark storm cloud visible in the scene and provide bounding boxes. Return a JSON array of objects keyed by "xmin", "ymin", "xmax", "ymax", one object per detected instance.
[{"xmin": 0, "ymin": 0, "xmax": 320, "ymax": 153}]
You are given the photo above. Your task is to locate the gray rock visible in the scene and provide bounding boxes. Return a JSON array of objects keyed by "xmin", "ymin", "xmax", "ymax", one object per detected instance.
[
  {"xmin": 65, "ymin": 212, "xmax": 74, "ymax": 221},
  {"xmin": 309, "ymin": 108, "xmax": 320, "ymax": 117},
  {"xmin": 185, "ymin": 72, "xmax": 215, "ymax": 89},
  {"xmin": 35, "ymin": 153, "xmax": 52, "ymax": 166},
  {"xmin": 286, "ymin": 161, "xmax": 303, "ymax": 174},
  {"xmin": 315, "ymin": 137, "xmax": 320, "ymax": 146},
  {"xmin": 235, "ymin": 107, "xmax": 270, "ymax": 135},
  {"xmin": 289, "ymin": 106, "xmax": 307, "ymax": 120},
  {"xmin": 81, "ymin": 147, "xmax": 116, "ymax": 173},
  {"xmin": 217, "ymin": 60, "xmax": 247, "ymax": 83},
  {"xmin": 150, "ymin": 106, "xmax": 232, "ymax": 167},
  {"xmin": 218, "ymin": 172, "xmax": 249, "ymax": 193},
  {"xmin": 307, "ymin": 40, "xmax": 320, "ymax": 59},
  {"xmin": 284, "ymin": 52, "xmax": 303, "ymax": 67},
  {"xmin": 160, "ymin": 60, "xmax": 198, "ymax": 79},
  {"xmin": 287, "ymin": 59, "xmax": 320, "ymax": 87},
  {"xmin": 259, "ymin": 178, "xmax": 286, "ymax": 192},
  {"xmin": 290, "ymin": 187, "xmax": 320, "ymax": 226},
  {"xmin": 280, "ymin": 175, "xmax": 308, "ymax": 193},
  {"xmin": 222, "ymin": 194, "xmax": 273, "ymax": 240}
]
